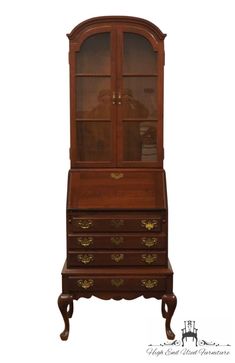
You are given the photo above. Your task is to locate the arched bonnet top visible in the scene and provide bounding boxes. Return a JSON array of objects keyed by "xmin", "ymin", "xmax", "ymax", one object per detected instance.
[{"xmin": 67, "ymin": 16, "xmax": 166, "ymax": 43}]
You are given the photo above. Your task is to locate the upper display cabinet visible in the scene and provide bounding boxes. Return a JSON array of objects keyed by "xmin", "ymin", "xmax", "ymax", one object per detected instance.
[{"xmin": 67, "ymin": 16, "xmax": 166, "ymax": 168}]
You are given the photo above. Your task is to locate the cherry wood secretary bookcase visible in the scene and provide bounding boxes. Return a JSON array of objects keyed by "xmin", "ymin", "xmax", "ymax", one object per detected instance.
[{"xmin": 58, "ymin": 16, "xmax": 177, "ymax": 341}]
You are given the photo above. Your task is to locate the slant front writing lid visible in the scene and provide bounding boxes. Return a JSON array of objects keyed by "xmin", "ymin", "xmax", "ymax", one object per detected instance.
[{"xmin": 67, "ymin": 170, "xmax": 167, "ymax": 210}]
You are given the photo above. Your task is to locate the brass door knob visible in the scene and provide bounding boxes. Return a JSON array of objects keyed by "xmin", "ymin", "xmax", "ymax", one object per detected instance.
[
  {"xmin": 112, "ymin": 91, "xmax": 116, "ymax": 105},
  {"xmin": 118, "ymin": 91, "xmax": 122, "ymax": 105}
]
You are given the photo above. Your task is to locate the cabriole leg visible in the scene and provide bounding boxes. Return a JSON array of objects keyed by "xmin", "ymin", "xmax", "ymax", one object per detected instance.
[
  {"xmin": 58, "ymin": 293, "xmax": 73, "ymax": 340},
  {"xmin": 161, "ymin": 299, "xmax": 167, "ymax": 318},
  {"xmin": 67, "ymin": 300, "xmax": 74, "ymax": 319},
  {"xmin": 162, "ymin": 294, "xmax": 177, "ymax": 340}
]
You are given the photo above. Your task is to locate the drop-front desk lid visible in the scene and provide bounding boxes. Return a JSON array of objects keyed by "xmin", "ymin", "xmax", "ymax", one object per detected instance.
[{"xmin": 67, "ymin": 169, "xmax": 167, "ymax": 210}]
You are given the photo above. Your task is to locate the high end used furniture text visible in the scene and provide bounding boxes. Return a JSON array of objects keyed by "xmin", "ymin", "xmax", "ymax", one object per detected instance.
[{"xmin": 58, "ymin": 16, "xmax": 177, "ymax": 341}]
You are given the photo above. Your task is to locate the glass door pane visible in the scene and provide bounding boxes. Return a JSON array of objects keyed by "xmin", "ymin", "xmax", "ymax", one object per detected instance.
[
  {"xmin": 76, "ymin": 77, "xmax": 111, "ymax": 119},
  {"xmin": 75, "ymin": 32, "xmax": 114, "ymax": 164},
  {"xmin": 122, "ymin": 77, "xmax": 157, "ymax": 119},
  {"xmin": 123, "ymin": 121, "xmax": 157, "ymax": 161},
  {"xmin": 120, "ymin": 32, "xmax": 158, "ymax": 165},
  {"xmin": 123, "ymin": 33, "xmax": 157, "ymax": 74},
  {"xmin": 76, "ymin": 33, "xmax": 111, "ymax": 74},
  {"xmin": 77, "ymin": 122, "xmax": 112, "ymax": 161}
]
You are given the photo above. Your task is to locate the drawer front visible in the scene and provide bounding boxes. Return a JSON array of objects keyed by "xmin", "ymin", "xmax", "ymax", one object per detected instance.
[
  {"xmin": 67, "ymin": 251, "xmax": 167, "ymax": 267},
  {"xmin": 68, "ymin": 276, "xmax": 166, "ymax": 292},
  {"xmin": 68, "ymin": 233, "xmax": 166, "ymax": 250},
  {"xmin": 69, "ymin": 216, "xmax": 163, "ymax": 233}
]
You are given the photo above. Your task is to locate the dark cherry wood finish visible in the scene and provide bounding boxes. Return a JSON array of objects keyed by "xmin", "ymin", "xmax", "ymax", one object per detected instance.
[
  {"xmin": 68, "ymin": 233, "xmax": 167, "ymax": 250},
  {"xmin": 67, "ymin": 250, "xmax": 167, "ymax": 267},
  {"xmin": 58, "ymin": 16, "xmax": 176, "ymax": 341},
  {"xmin": 67, "ymin": 169, "xmax": 167, "ymax": 210}
]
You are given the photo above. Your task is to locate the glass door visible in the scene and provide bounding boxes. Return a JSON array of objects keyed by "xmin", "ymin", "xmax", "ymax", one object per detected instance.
[
  {"xmin": 117, "ymin": 31, "xmax": 161, "ymax": 167},
  {"xmin": 73, "ymin": 31, "xmax": 116, "ymax": 166},
  {"xmin": 70, "ymin": 27, "xmax": 162, "ymax": 168}
]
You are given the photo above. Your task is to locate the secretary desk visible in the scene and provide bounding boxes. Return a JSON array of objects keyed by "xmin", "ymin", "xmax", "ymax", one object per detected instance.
[{"xmin": 58, "ymin": 16, "xmax": 177, "ymax": 341}]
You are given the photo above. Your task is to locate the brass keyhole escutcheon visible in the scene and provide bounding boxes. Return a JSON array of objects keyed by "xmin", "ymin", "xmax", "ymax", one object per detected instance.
[
  {"xmin": 111, "ymin": 219, "xmax": 124, "ymax": 228},
  {"xmin": 111, "ymin": 253, "xmax": 124, "ymax": 263},
  {"xmin": 111, "ymin": 278, "xmax": 124, "ymax": 287},
  {"xmin": 110, "ymin": 236, "xmax": 124, "ymax": 245}
]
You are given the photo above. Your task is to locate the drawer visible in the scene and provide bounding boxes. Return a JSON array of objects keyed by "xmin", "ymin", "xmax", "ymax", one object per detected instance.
[
  {"xmin": 67, "ymin": 276, "xmax": 166, "ymax": 292},
  {"xmin": 68, "ymin": 233, "xmax": 166, "ymax": 250},
  {"xmin": 67, "ymin": 250, "xmax": 167, "ymax": 267},
  {"xmin": 68, "ymin": 213, "xmax": 165, "ymax": 233}
]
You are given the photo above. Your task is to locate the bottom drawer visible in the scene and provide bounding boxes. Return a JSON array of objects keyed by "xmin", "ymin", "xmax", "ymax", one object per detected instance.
[{"xmin": 67, "ymin": 276, "xmax": 166, "ymax": 292}]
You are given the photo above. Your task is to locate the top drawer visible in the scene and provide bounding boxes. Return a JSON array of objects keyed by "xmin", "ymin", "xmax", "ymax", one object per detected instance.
[{"xmin": 68, "ymin": 212, "xmax": 166, "ymax": 233}]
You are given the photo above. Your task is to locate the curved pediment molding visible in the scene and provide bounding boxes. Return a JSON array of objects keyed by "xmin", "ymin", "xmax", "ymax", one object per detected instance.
[{"xmin": 67, "ymin": 15, "xmax": 166, "ymax": 42}]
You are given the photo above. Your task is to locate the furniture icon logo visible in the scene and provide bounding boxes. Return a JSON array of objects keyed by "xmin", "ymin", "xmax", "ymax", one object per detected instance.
[
  {"xmin": 181, "ymin": 320, "xmax": 198, "ymax": 346},
  {"xmin": 146, "ymin": 319, "xmax": 231, "ymax": 356}
]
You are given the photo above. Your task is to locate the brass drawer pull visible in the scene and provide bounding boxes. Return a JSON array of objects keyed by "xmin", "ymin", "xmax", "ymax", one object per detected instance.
[
  {"xmin": 110, "ymin": 236, "xmax": 124, "ymax": 245},
  {"xmin": 111, "ymin": 219, "xmax": 124, "ymax": 228},
  {"xmin": 111, "ymin": 253, "xmax": 124, "ymax": 263},
  {"xmin": 141, "ymin": 219, "xmax": 158, "ymax": 231},
  {"xmin": 111, "ymin": 278, "xmax": 124, "ymax": 287},
  {"xmin": 77, "ymin": 279, "xmax": 94, "ymax": 289},
  {"xmin": 77, "ymin": 254, "xmax": 94, "ymax": 264},
  {"xmin": 141, "ymin": 279, "xmax": 158, "ymax": 289},
  {"xmin": 77, "ymin": 219, "xmax": 93, "ymax": 229},
  {"xmin": 141, "ymin": 254, "xmax": 157, "ymax": 264},
  {"xmin": 141, "ymin": 237, "xmax": 158, "ymax": 247},
  {"xmin": 77, "ymin": 236, "xmax": 93, "ymax": 247},
  {"xmin": 110, "ymin": 172, "xmax": 124, "ymax": 180}
]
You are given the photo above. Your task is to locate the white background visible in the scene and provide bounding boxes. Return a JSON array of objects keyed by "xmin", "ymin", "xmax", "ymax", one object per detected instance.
[{"xmin": 0, "ymin": 0, "xmax": 234, "ymax": 362}]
